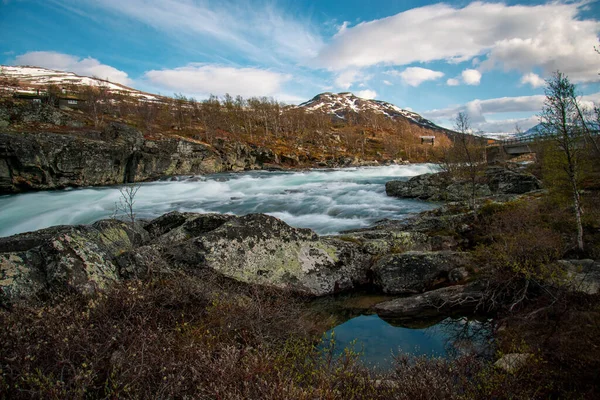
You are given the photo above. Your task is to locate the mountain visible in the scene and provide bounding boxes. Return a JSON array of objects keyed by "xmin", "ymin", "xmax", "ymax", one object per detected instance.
[
  {"xmin": 0, "ymin": 65, "xmax": 159, "ymax": 100},
  {"xmin": 298, "ymin": 92, "xmax": 447, "ymax": 131},
  {"xmin": 2, "ymin": 66, "xmax": 447, "ymax": 133}
]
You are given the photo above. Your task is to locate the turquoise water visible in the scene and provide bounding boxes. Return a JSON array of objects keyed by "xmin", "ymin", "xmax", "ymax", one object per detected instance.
[
  {"xmin": 0, "ymin": 164, "xmax": 439, "ymax": 237},
  {"xmin": 322, "ymin": 314, "xmax": 491, "ymax": 369}
]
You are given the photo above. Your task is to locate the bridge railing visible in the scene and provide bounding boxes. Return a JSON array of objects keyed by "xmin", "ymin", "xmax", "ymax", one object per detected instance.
[{"xmin": 490, "ymin": 129, "xmax": 599, "ymax": 147}]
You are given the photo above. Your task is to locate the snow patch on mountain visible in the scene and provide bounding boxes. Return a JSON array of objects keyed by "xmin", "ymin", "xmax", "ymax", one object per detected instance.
[
  {"xmin": 298, "ymin": 92, "xmax": 446, "ymax": 131},
  {"xmin": 1, "ymin": 65, "xmax": 158, "ymax": 100}
]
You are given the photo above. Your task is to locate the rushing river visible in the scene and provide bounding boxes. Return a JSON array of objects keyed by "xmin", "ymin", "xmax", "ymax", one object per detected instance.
[{"xmin": 0, "ymin": 164, "xmax": 438, "ymax": 238}]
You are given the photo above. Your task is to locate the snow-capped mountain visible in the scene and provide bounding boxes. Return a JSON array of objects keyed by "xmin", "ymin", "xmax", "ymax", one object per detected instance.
[
  {"xmin": 298, "ymin": 92, "xmax": 447, "ymax": 131},
  {"xmin": 0, "ymin": 65, "xmax": 158, "ymax": 100}
]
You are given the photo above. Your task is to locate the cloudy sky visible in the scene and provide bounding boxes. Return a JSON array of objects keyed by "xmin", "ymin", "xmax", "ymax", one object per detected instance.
[{"xmin": 1, "ymin": 0, "xmax": 599, "ymax": 133}]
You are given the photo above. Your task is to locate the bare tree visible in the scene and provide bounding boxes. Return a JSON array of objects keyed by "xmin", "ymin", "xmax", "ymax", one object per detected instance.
[
  {"xmin": 539, "ymin": 71, "xmax": 585, "ymax": 251},
  {"xmin": 114, "ymin": 184, "xmax": 141, "ymax": 226},
  {"xmin": 453, "ymin": 112, "xmax": 483, "ymax": 214}
]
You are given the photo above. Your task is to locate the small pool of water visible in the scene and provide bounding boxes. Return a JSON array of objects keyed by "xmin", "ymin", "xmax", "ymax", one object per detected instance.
[{"xmin": 321, "ymin": 314, "xmax": 491, "ymax": 369}]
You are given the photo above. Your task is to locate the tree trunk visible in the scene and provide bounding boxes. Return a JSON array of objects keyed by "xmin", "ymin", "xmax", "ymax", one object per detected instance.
[{"xmin": 570, "ymin": 174, "xmax": 585, "ymax": 251}]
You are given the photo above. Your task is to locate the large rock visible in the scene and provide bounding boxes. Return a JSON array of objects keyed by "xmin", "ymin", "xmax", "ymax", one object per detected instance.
[
  {"xmin": 485, "ymin": 167, "xmax": 542, "ymax": 194},
  {"xmin": 494, "ymin": 353, "xmax": 532, "ymax": 373},
  {"xmin": 385, "ymin": 173, "xmax": 491, "ymax": 201},
  {"xmin": 385, "ymin": 168, "xmax": 541, "ymax": 202},
  {"xmin": 0, "ymin": 220, "xmax": 147, "ymax": 304},
  {"xmin": 155, "ymin": 213, "xmax": 371, "ymax": 296},
  {"xmin": 374, "ymin": 282, "xmax": 484, "ymax": 319},
  {"xmin": 372, "ymin": 251, "xmax": 471, "ymax": 294},
  {"xmin": 557, "ymin": 259, "xmax": 600, "ymax": 295}
]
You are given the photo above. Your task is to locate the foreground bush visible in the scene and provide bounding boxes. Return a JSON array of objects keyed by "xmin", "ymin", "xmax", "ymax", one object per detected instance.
[{"xmin": 2, "ymin": 270, "xmax": 598, "ymax": 399}]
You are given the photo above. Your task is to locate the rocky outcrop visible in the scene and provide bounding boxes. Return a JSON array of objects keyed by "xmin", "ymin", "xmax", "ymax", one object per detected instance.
[
  {"xmin": 143, "ymin": 213, "xmax": 371, "ymax": 296},
  {"xmin": 374, "ymin": 282, "xmax": 484, "ymax": 319},
  {"xmin": 0, "ymin": 123, "xmax": 279, "ymax": 194},
  {"xmin": 372, "ymin": 251, "xmax": 471, "ymax": 294},
  {"xmin": 385, "ymin": 167, "xmax": 542, "ymax": 201},
  {"xmin": 0, "ymin": 220, "xmax": 147, "ymax": 303},
  {"xmin": 1, "ymin": 212, "xmax": 373, "ymax": 304},
  {"xmin": 485, "ymin": 166, "xmax": 542, "ymax": 194},
  {"xmin": 385, "ymin": 173, "xmax": 491, "ymax": 201}
]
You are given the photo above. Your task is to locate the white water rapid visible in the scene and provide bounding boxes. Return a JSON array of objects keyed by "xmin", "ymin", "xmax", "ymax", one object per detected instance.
[{"xmin": 0, "ymin": 164, "xmax": 439, "ymax": 237}]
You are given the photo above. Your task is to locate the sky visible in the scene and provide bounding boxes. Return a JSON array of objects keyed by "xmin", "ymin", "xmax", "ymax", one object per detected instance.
[{"xmin": 1, "ymin": 0, "xmax": 599, "ymax": 133}]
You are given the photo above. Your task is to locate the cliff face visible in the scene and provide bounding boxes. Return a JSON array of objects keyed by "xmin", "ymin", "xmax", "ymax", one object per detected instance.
[{"xmin": 0, "ymin": 123, "xmax": 278, "ymax": 194}]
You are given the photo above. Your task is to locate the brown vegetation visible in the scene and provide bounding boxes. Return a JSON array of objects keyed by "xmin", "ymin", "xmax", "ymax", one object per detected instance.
[{"xmin": 1, "ymin": 83, "xmax": 451, "ymax": 166}]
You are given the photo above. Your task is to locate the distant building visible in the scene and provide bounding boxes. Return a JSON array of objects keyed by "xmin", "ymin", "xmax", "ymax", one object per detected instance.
[
  {"xmin": 13, "ymin": 91, "xmax": 44, "ymax": 103},
  {"xmin": 58, "ymin": 96, "xmax": 85, "ymax": 110},
  {"xmin": 420, "ymin": 136, "xmax": 435, "ymax": 145},
  {"xmin": 13, "ymin": 91, "xmax": 86, "ymax": 110}
]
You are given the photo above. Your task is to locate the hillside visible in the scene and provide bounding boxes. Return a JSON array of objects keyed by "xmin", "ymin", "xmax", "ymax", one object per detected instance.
[
  {"xmin": 0, "ymin": 65, "xmax": 453, "ymax": 170},
  {"xmin": 0, "ymin": 65, "xmax": 159, "ymax": 100}
]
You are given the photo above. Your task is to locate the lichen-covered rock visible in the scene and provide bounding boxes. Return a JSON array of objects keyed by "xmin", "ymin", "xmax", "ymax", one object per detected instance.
[
  {"xmin": 385, "ymin": 167, "xmax": 541, "ymax": 203},
  {"xmin": 161, "ymin": 214, "xmax": 371, "ymax": 296},
  {"xmin": 0, "ymin": 220, "xmax": 147, "ymax": 304},
  {"xmin": 494, "ymin": 353, "xmax": 532, "ymax": 373},
  {"xmin": 372, "ymin": 251, "xmax": 472, "ymax": 294},
  {"xmin": 374, "ymin": 282, "xmax": 484, "ymax": 319},
  {"xmin": 385, "ymin": 173, "xmax": 492, "ymax": 201},
  {"xmin": 485, "ymin": 167, "xmax": 542, "ymax": 194},
  {"xmin": 557, "ymin": 259, "xmax": 600, "ymax": 295},
  {"xmin": 0, "ymin": 123, "xmax": 280, "ymax": 194}
]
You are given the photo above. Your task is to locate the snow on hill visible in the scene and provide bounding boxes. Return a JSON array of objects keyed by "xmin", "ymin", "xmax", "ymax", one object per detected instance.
[
  {"xmin": 298, "ymin": 92, "xmax": 447, "ymax": 131},
  {"xmin": 1, "ymin": 65, "xmax": 158, "ymax": 100}
]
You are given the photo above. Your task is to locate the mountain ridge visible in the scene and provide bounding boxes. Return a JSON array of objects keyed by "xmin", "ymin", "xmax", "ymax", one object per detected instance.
[
  {"xmin": 298, "ymin": 92, "xmax": 448, "ymax": 131},
  {"xmin": 2, "ymin": 65, "xmax": 449, "ymax": 132},
  {"xmin": 0, "ymin": 65, "xmax": 159, "ymax": 100}
]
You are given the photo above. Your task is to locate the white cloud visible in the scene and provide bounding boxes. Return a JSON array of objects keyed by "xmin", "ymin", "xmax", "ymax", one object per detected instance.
[
  {"xmin": 66, "ymin": 0, "xmax": 323, "ymax": 65},
  {"xmin": 314, "ymin": 2, "xmax": 600, "ymax": 82},
  {"xmin": 520, "ymin": 72, "xmax": 545, "ymax": 88},
  {"xmin": 143, "ymin": 64, "xmax": 291, "ymax": 98},
  {"xmin": 394, "ymin": 67, "xmax": 444, "ymax": 87},
  {"xmin": 333, "ymin": 69, "xmax": 373, "ymax": 90},
  {"xmin": 461, "ymin": 69, "xmax": 481, "ymax": 85},
  {"xmin": 475, "ymin": 116, "xmax": 539, "ymax": 134},
  {"xmin": 425, "ymin": 95, "xmax": 546, "ymax": 121},
  {"xmin": 356, "ymin": 89, "xmax": 377, "ymax": 99},
  {"xmin": 446, "ymin": 78, "xmax": 460, "ymax": 86},
  {"xmin": 383, "ymin": 80, "xmax": 392, "ymax": 86},
  {"xmin": 334, "ymin": 69, "xmax": 360, "ymax": 90},
  {"xmin": 12, "ymin": 51, "xmax": 131, "ymax": 85}
]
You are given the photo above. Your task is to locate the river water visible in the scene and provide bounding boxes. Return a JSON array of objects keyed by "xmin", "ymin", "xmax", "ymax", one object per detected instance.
[{"xmin": 0, "ymin": 164, "xmax": 438, "ymax": 237}]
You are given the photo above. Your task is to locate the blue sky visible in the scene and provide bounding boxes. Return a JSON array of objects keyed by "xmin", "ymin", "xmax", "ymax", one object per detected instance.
[{"xmin": 1, "ymin": 0, "xmax": 599, "ymax": 132}]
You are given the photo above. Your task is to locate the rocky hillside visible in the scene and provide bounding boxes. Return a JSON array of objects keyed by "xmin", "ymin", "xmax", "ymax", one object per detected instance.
[
  {"xmin": 0, "ymin": 122, "xmax": 282, "ymax": 194},
  {"xmin": 1, "ymin": 65, "xmax": 159, "ymax": 100},
  {"xmin": 298, "ymin": 92, "xmax": 446, "ymax": 131}
]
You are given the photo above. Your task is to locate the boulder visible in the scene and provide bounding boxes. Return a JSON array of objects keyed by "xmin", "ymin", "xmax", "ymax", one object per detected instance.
[
  {"xmin": 557, "ymin": 259, "xmax": 600, "ymax": 295},
  {"xmin": 372, "ymin": 251, "xmax": 471, "ymax": 294},
  {"xmin": 0, "ymin": 220, "xmax": 147, "ymax": 304},
  {"xmin": 385, "ymin": 173, "xmax": 491, "ymax": 201},
  {"xmin": 374, "ymin": 282, "xmax": 484, "ymax": 319},
  {"xmin": 385, "ymin": 168, "xmax": 542, "ymax": 203},
  {"xmin": 158, "ymin": 213, "xmax": 371, "ymax": 296},
  {"xmin": 485, "ymin": 167, "xmax": 542, "ymax": 194},
  {"xmin": 494, "ymin": 353, "xmax": 532, "ymax": 373}
]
